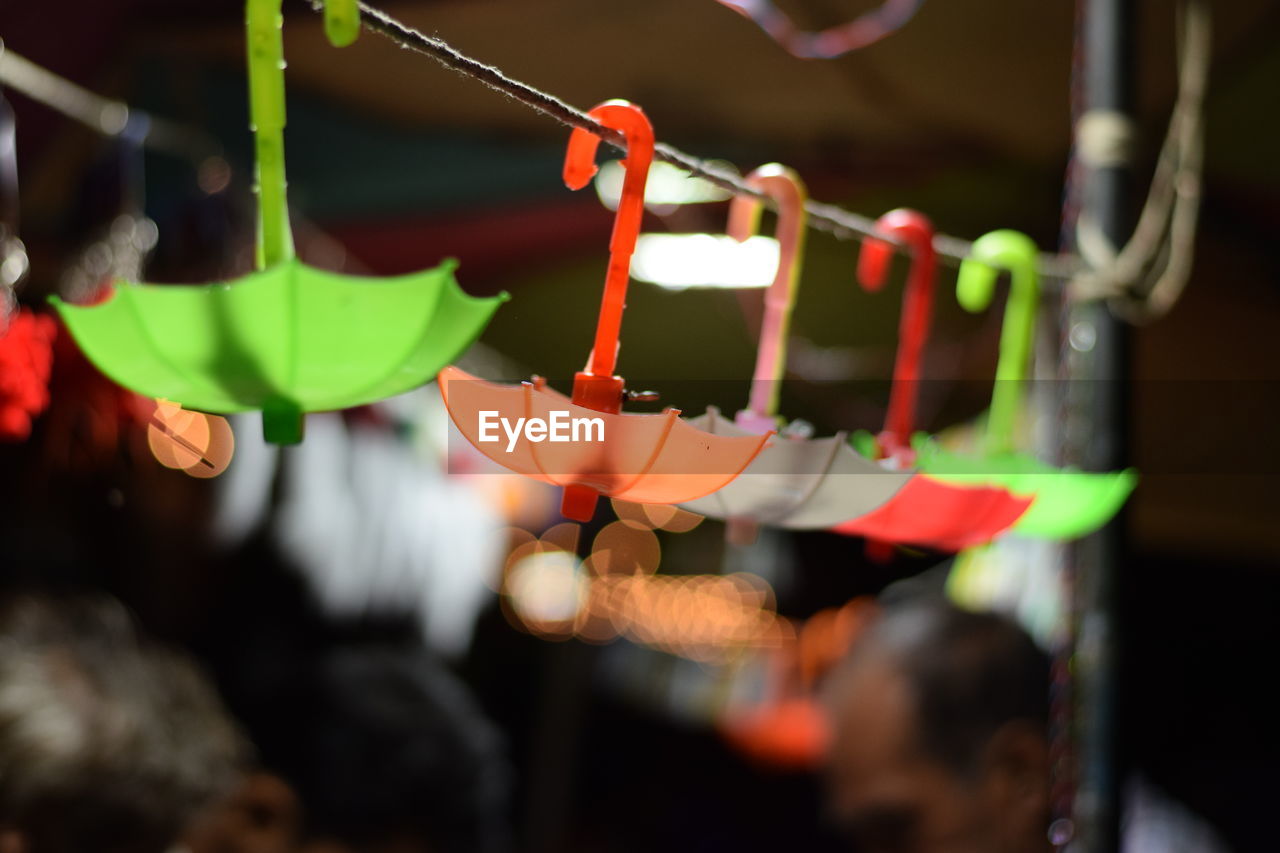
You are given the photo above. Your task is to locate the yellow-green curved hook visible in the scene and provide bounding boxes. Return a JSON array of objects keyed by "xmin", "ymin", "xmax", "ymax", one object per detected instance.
[
  {"xmin": 323, "ymin": 0, "xmax": 360, "ymax": 48},
  {"xmin": 245, "ymin": 0, "xmax": 359, "ymax": 270},
  {"xmin": 956, "ymin": 229, "xmax": 1040, "ymax": 455}
]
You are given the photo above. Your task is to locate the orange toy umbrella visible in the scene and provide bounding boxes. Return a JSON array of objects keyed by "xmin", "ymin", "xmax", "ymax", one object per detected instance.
[{"xmin": 440, "ymin": 101, "xmax": 769, "ymax": 521}]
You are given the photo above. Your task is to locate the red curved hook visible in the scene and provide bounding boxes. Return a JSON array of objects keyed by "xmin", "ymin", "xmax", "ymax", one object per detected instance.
[
  {"xmin": 857, "ymin": 209, "xmax": 937, "ymax": 461},
  {"xmin": 564, "ymin": 101, "xmax": 655, "ymax": 382}
]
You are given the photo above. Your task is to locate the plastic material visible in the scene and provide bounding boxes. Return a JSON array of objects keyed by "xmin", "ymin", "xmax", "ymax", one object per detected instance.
[
  {"xmin": 677, "ymin": 169, "xmax": 920, "ymax": 538},
  {"xmin": 728, "ymin": 164, "xmax": 808, "ymax": 428},
  {"xmin": 56, "ymin": 259, "xmax": 501, "ymax": 444},
  {"xmin": 832, "ymin": 473, "xmax": 1034, "ymax": 551},
  {"xmin": 52, "ymin": 0, "xmax": 505, "ymax": 444},
  {"xmin": 835, "ymin": 211, "xmax": 1034, "ymax": 552},
  {"xmin": 955, "ymin": 229, "xmax": 1040, "ymax": 455},
  {"xmin": 684, "ymin": 200, "xmax": 1027, "ymax": 549},
  {"xmin": 913, "ymin": 437, "xmax": 1137, "ymax": 541},
  {"xmin": 439, "ymin": 367, "xmax": 769, "ymax": 509},
  {"xmin": 679, "ymin": 407, "xmax": 911, "ymax": 530},
  {"xmin": 563, "ymin": 100, "xmax": 655, "ymax": 382},
  {"xmin": 441, "ymin": 101, "xmax": 769, "ymax": 521},
  {"xmin": 856, "ymin": 208, "xmax": 937, "ymax": 460},
  {"xmin": 917, "ymin": 230, "xmax": 1137, "ymax": 539}
]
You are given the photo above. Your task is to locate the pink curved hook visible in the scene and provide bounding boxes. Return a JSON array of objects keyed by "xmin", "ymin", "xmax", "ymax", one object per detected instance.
[
  {"xmin": 857, "ymin": 208, "xmax": 937, "ymax": 460},
  {"xmin": 727, "ymin": 164, "xmax": 808, "ymax": 432},
  {"xmin": 563, "ymin": 100, "xmax": 655, "ymax": 382}
]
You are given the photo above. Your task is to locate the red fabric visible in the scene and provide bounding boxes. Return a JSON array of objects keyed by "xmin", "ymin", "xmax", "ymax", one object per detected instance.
[
  {"xmin": 833, "ymin": 475, "xmax": 1033, "ymax": 551},
  {"xmin": 0, "ymin": 309, "xmax": 57, "ymax": 440}
]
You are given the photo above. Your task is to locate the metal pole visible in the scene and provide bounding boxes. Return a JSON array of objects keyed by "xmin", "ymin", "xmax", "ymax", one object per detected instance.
[{"xmin": 1067, "ymin": 0, "xmax": 1134, "ymax": 849}]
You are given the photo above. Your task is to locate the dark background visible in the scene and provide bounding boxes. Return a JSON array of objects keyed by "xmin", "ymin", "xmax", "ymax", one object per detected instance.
[{"xmin": 2, "ymin": 1, "xmax": 1279, "ymax": 850}]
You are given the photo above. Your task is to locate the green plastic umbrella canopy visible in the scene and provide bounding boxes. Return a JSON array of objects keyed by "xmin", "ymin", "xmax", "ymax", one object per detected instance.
[
  {"xmin": 51, "ymin": 258, "xmax": 503, "ymax": 442},
  {"xmin": 911, "ymin": 229, "xmax": 1136, "ymax": 539},
  {"xmin": 50, "ymin": 0, "xmax": 506, "ymax": 444},
  {"xmin": 912, "ymin": 435, "xmax": 1137, "ymax": 540}
]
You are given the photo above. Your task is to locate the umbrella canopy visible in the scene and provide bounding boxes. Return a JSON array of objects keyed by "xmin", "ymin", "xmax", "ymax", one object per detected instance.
[
  {"xmin": 440, "ymin": 367, "xmax": 767, "ymax": 506},
  {"xmin": 441, "ymin": 100, "xmax": 770, "ymax": 521},
  {"xmin": 913, "ymin": 436, "xmax": 1136, "ymax": 540},
  {"xmin": 679, "ymin": 407, "xmax": 910, "ymax": 529},
  {"xmin": 51, "ymin": 0, "xmax": 505, "ymax": 444},
  {"xmin": 832, "ymin": 210, "xmax": 1033, "ymax": 550},
  {"xmin": 54, "ymin": 258, "xmax": 497, "ymax": 426},
  {"xmin": 913, "ymin": 229, "xmax": 1136, "ymax": 539}
]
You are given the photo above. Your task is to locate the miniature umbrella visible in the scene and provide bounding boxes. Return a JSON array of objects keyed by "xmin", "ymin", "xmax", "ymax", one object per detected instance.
[
  {"xmin": 831, "ymin": 210, "xmax": 1033, "ymax": 550},
  {"xmin": 907, "ymin": 229, "xmax": 1136, "ymax": 539},
  {"xmin": 440, "ymin": 101, "xmax": 770, "ymax": 522},
  {"xmin": 51, "ymin": 0, "xmax": 506, "ymax": 444},
  {"xmin": 679, "ymin": 166, "xmax": 916, "ymax": 538}
]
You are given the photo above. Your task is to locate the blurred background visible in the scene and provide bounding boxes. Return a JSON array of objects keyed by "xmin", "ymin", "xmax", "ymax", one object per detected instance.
[{"xmin": 2, "ymin": 0, "xmax": 1279, "ymax": 851}]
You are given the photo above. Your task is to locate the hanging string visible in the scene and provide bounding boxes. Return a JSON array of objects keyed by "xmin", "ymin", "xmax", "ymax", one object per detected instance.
[
  {"xmin": 326, "ymin": 0, "xmax": 1084, "ymax": 285},
  {"xmin": 3, "ymin": 6, "xmax": 1206, "ymax": 312},
  {"xmin": 713, "ymin": 0, "xmax": 927, "ymax": 59},
  {"xmin": 1069, "ymin": 0, "xmax": 1209, "ymax": 321},
  {"xmin": 0, "ymin": 40, "xmax": 222, "ymax": 166}
]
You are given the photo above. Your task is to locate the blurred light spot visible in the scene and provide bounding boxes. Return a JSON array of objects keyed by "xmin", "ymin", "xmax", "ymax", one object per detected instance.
[
  {"xmin": 540, "ymin": 522, "xmax": 581, "ymax": 555},
  {"xmin": 594, "ymin": 159, "xmax": 734, "ymax": 210},
  {"xmin": 631, "ymin": 234, "xmax": 779, "ymax": 290},
  {"xmin": 198, "ymin": 156, "xmax": 232, "ymax": 195},
  {"xmin": 492, "ymin": 527, "xmax": 538, "ymax": 590},
  {"xmin": 642, "ymin": 503, "xmax": 704, "ymax": 532},
  {"xmin": 506, "ymin": 549, "xmax": 586, "ymax": 631},
  {"xmin": 610, "ymin": 498, "xmax": 656, "ymax": 530},
  {"xmin": 146, "ymin": 399, "xmax": 233, "ymax": 477},
  {"xmin": 590, "ymin": 521, "xmax": 660, "ymax": 576}
]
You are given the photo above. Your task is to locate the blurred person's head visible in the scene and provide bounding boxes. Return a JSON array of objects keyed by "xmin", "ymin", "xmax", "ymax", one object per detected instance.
[
  {"xmin": 823, "ymin": 598, "xmax": 1051, "ymax": 853},
  {"xmin": 187, "ymin": 644, "xmax": 509, "ymax": 853},
  {"xmin": 0, "ymin": 594, "xmax": 248, "ymax": 853}
]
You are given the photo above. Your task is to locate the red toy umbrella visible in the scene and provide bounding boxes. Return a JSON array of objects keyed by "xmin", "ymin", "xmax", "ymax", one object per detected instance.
[
  {"xmin": 440, "ymin": 101, "xmax": 770, "ymax": 521},
  {"xmin": 831, "ymin": 210, "xmax": 1031, "ymax": 550}
]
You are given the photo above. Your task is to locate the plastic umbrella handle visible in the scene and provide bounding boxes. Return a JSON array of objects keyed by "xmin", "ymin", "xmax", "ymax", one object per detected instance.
[
  {"xmin": 857, "ymin": 209, "xmax": 937, "ymax": 460},
  {"xmin": 244, "ymin": 0, "xmax": 357, "ymax": 270},
  {"xmin": 563, "ymin": 100, "xmax": 655, "ymax": 382},
  {"xmin": 956, "ymin": 229, "xmax": 1041, "ymax": 455},
  {"xmin": 728, "ymin": 164, "xmax": 808, "ymax": 432}
]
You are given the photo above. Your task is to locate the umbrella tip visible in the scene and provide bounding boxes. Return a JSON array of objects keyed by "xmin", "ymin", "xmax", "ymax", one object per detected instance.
[{"xmin": 561, "ymin": 484, "xmax": 600, "ymax": 522}]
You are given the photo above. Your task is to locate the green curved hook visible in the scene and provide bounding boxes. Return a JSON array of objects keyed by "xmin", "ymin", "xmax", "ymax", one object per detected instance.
[
  {"xmin": 956, "ymin": 229, "xmax": 1040, "ymax": 455},
  {"xmin": 323, "ymin": 0, "xmax": 360, "ymax": 47},
  {"xmin": 245, "ymin": 0, "xmax": 359, "ymax": 270}
]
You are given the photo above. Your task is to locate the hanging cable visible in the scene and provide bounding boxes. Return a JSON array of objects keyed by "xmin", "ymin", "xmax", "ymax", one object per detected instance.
[
  {"xmin": 1069, "ymin": 0, "xmax": 1209, "ymax": 320},
  {"xmin": 0, "ymin": 39, "xmax": 222, "ymax": 166},
  {"xmin": 3, "ymin": 4, "xmax": 1207, "ymax": 312},
  {"xmin": 319, "ymin": 0, "xmax": 1084, "ymax": 284}
]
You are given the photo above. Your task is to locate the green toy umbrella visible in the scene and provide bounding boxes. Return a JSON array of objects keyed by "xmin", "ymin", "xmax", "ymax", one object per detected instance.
[
  {"xmin": 51, "ymin": 0, "xmax": 505, "ymax": 444},
  {"xmin": 914, "ymin": 230, "xmax": 1136, "ymax": 539}
]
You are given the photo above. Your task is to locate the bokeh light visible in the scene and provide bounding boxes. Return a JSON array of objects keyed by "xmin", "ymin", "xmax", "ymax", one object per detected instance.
[{"xmin": 146, "ymin": 399, "xmax": 234, "ymax": 478}]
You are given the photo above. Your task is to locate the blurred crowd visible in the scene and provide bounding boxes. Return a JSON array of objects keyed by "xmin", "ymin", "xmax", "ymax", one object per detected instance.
[{"xmin": 1, "ymin": 583, "xmax": 1232, "ymax": 853}]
